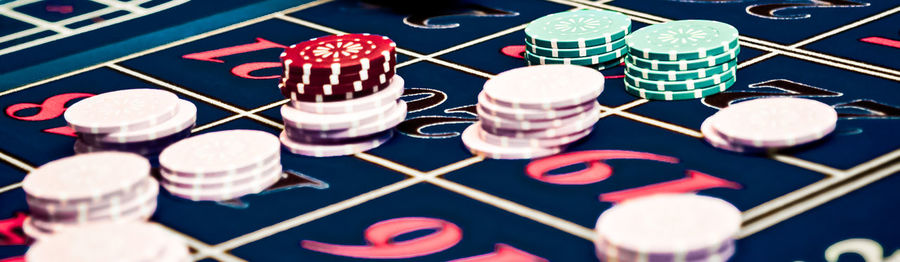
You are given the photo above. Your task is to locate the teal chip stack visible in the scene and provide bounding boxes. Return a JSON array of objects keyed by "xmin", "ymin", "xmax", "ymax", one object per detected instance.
[
  {"xmin": 524, "ymin": 10, "xmax": 631, "ymax": 70},
  {"xmin": 623, "ymin": 20, "xmax": 740, "ymax": 100}
]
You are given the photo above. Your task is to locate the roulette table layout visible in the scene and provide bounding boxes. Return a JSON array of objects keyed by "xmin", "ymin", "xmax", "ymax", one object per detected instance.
[{"xmin": 0, "ymin": 0, "xmax": 899, "ymax": 261}]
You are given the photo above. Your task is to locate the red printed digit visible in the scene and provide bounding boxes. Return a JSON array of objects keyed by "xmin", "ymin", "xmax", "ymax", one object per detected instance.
[
  {"xmin": 501, "ymin": 45, "xmax": 526, "ymax": 59},
  {"xmin": 231, "ymin": 62, "xmax": 282, "ymax": 79},
  {"xmin": 182, "ymin": 37, "xmax": 287, "ymax": 80},
  {"xmin": 0, "ymin": 212, "xmax": 27, "ymax": 246},
  {"xmin": 860, "ymin": 37, "xmax": 900, "ymax": 49},
  {"xmin": 301, "ymin": 217, "xmax": 462, "ymax": 259},
  {"xmin": 182, "ymin": 37, "xmax": 286, "ymax": 63},
  {"xmin": 0, "ymin": 257, "xmax": 24, "ymax": 262},
  {"xmin": 598, "ymin": 170, "xmax": 742, "ymax": 203},
  {"xmin": 451, "ymin": 244, "xmax": 548, "ymax": 262},
  {"xmin": 5, "ymin": 93, "xmax": 93, "ymax": 137},
  {"xmin": 525, "ymin": 150, "xmax": 679, "ymax": 185}
]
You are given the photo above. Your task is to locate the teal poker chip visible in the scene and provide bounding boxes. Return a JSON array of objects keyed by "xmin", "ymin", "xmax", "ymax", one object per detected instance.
[
  {"xmin": 625, "ymin": 58, "xmax": 736, "ymax": 81},
  {"xmin": 624, "ymin": 75, "xmax": 735, "ymax": 101},
  {"xmin": 626, "ymin": 20, "xmax": 739, "ymax": 61},
  {"xmin": 525, "ymin": 46, "xmax": 627, "ymax": 66},
  {"xmin": 525, "ymin": 10, "xmax": 631, "ymax": 49},
  {"xmin": 624, "ymin": 67, "xmax": 736, "ymax": 91},
  {"xmin": 526, "ymin": 37, "xmax": 627, "ymax": 58},
  {"xmin": 626, "ymin": 46, "xmax": 740, "ymax": 71}
]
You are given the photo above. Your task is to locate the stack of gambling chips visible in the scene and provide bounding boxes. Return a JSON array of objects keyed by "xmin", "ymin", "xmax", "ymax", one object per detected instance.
[
  {"xmin": 26, "ymin": 222, "xmax": 190, "ymax": 262},
  {"xmin": 64, "ymin": 89, "xmax": 197, "ymax": 156},
  {"xmin": 594, "ymin": 194, "xmax": 741, "ymax": 262},
  {"xmin": 623, "ymin": 20, "xmax": 740, "ymax": 100},
  {"xmin": 463, "ymin": 65, "xmax": 604, "ymax": 160},
  {"xmin": 702, "ymin": 97, "xmax": 838, "ymax": 154},
  {"xmin": 21, "ymin": 152, "xmax": 158, "ymax": 240},
  {"xmin": 278, "ymin": 33, "xmax": 407, "ymax": 157},
  {"xmin": 158, "ymin": 130, "xmax": 282, "ymax": 202},
  {"xmin": 524, "ymin": 9, "xmax": 631, "ymax": 70}
]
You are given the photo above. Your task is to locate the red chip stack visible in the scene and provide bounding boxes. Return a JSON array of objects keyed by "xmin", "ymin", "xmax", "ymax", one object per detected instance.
[{"xmin": 278, "ymin": 33, "xmax": 407, "ymax": 157}]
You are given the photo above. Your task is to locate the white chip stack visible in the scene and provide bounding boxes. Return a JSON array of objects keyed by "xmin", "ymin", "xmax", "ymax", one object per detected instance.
[
  {"xmin": 594, "ymin": 194, "xmax": 741, "ymax": 262},
  {"xmin": 64, "ymin": 89, "xmax": 197, "ymax": 156},
  {"xmin": 26, "ymin": 222, "xmax": 190, "ymax": 262},
  {"xmin": 21, "ymin": 152, "xmax": 158, "ymax": 240},
  {"xmin": 279, "ymin": 75, "xmax": 407, "ymax": 157},
  {"xmin": 463, "ymin": 65, "xmax": 605, "ymax": 159},
  {"xmin": 701, "ymin": 97, "xmax": 838, "ymax": 154},
  {"xmin": 158, "ymin": 130, "xmax": 282, "ymax": 202}
]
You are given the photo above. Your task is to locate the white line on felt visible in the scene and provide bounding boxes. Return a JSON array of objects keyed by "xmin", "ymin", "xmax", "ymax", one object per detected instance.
[
  {"xmin": 108, "ymin": 64, "xmax": 284, "ymax": 129},
  {"xmin": 204, "ymin": 177, "xmax": 423, "ymax": 253},
  {"xmin": 0, "ymin": 182, "xmax": 23, "ymax": 194},
  {"xmin": 0, "ymin": 6, "xmax": 72, "ymax": 34},
  {"xmin": 0, "ymin": 0, "xmax": 190, "ymax": 56},
  {"xmin": 0, "ymin": 0, "xmax": 335, "ymax": 98},
  {"xmin": 739, "ymin": 161, "xmax": 900, "ymax": 238}
]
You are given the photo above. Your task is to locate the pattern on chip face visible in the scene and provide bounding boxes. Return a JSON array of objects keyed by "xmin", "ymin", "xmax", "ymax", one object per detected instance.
[
  {"xmin": 159, "ymin": 130, "xmax": 280, "ymax": 176},
  {"xmin": 626, "ymin": 20, "xmax": 739, "ymax": 61},
  {"xmin": 23, "ymin": 152, "xmax": 150, "ymax": 203},
  {"xmin": 64, "ymin": 89, "xmax": 180, "ymax": 134},
  {"xmin": 483, "ymin": 64, "xmax": 605, "ymax": 109},
  {"xmin": 595, "ymin": 194, "xmax": 741, "ymax": 254},
  {"xmin": 525, "ymin": 10, "xmax": 631, "ymax": 49},
  {"xmin": 281, "ymin": 33, "xmax": 396, "ymax": 75},
  {"xmin": 712, "ymin": 97, "xmax": 838, "ymax": 148}
]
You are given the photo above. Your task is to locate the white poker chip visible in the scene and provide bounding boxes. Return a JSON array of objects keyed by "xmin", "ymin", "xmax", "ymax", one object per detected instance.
[
  {"xmin": 280, "ymin": 130, "xmax": 393, "ymax": 157},
  {"xmin": 23, "ymin": 152, "xmax": 150, "ymax": 204},
  {"xmin": 161, "ymin": 164, "xmax": 281, "ymax": 201},
  {"xmin": 477, "ymin": 102, "xmax": 600, "ymax": 131},
  {"xmin": 477, "ymin": 91, "xmax": 597, "ymax": 121},
  {"xmin": 289, "ymin": 74, "xmax": 405, "ymax": 114},
  {"xmin": 282, "ymin": 100, "xmax": 402, "ymax": 131},
  {"xmin": 26, "ymin": 222, "xmax": 186, "ymax": 262},
  {"xmin": 461, "ymin": 124, "xmax": 562, "ymax": 160},
  {"xmin": 711, "ymin": 97, "xmax": 837, "ymax": 148},
  {"xmin": 159, "ymin": 130, "xmax": 281, "ymax": 176},
  {"xmin": 482, "ymin": 65, "xmax": 605, "ymax": 110},
  {"xmin": 595, "ymin": 194, "xmax": 741, "ymax": 255},
  {"xmin": 284, "ymin": 101, "xmax": 406, "ymax": 140},
  {"xmin": 64, "ymin": 89, "xmax": 180, "ymax": 134},
  {"xmin": 79, "ymin": 99, "xmax": 197, "ymax": 144}
]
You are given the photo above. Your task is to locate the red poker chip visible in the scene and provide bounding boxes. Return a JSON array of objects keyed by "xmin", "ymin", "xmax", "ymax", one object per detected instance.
[
  {"xmin": 281, "ymin": 70, "xmax": 395, "ymax": 96},
  {"xmin": 280, "ymin": 33, "xmax": 397, "ymax": 75},
  {"xmin": 279, "ymin": 79, "xmax": 393, "ymax": 103},
  {"xmin": 282, "ymin": 62, "xmax": 395, "ymax": 85},
  {"xmin": 283, "ymin": 51, "xmax": 396, "ymax": 77}
]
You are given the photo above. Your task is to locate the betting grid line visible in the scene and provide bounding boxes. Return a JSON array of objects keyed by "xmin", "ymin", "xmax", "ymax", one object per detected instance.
[
  {"xmin": 741, "ymin": 149, "xmax": 900, "ymax": 225},
  {"xmin": 0, "ymin": 0, "xmax": 338, "ymax": 99},
  {"xmin": 0, "ymin": 5, "xmax": 72, "ymax": 34},
  {"xmin": 90, "ymin": 0, "xmax": 148, "ymax": 15},
  {"xmin": 0, "ymin": 182, "xmax": 22, "ymax": 195},
  {"xmin": 151, "ymin": 223, "xmax": 247, "ymax": 262},
  {"xmin": 739, "ymin": 156, "xmax": 900, "ymax": 238},
  {"xmin": 0, "ymin": 0, "xmax": 190, "ymax": 56},
  {"xmin": 196, "ymin": 177, "xmax": 426, "ymax": 259},
  {"xmin": 791, "ymin": 5, "xmax": 900, "ymax": 48},
  {"xmin": 0, "ymin": 0, "xmax": 155, "ymax": 45},
  {"xmin": 191, "ymin": 99, "xmax": 286, "ymax": 133}
]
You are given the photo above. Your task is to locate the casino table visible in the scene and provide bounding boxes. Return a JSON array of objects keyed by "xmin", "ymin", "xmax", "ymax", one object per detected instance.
[{"xmin": 1, "ymin": 0, "xmax": 899, "ymax": 261}]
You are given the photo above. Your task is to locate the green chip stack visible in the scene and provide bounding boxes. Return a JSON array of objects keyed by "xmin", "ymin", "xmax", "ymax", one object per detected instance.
[
  {"xmin": 524, "ymin": 10, "xmax": 631, "ymax": 70},
  {"xmin": 623, "ymin": 20, "xmax": 740, "ymax": 100}
]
